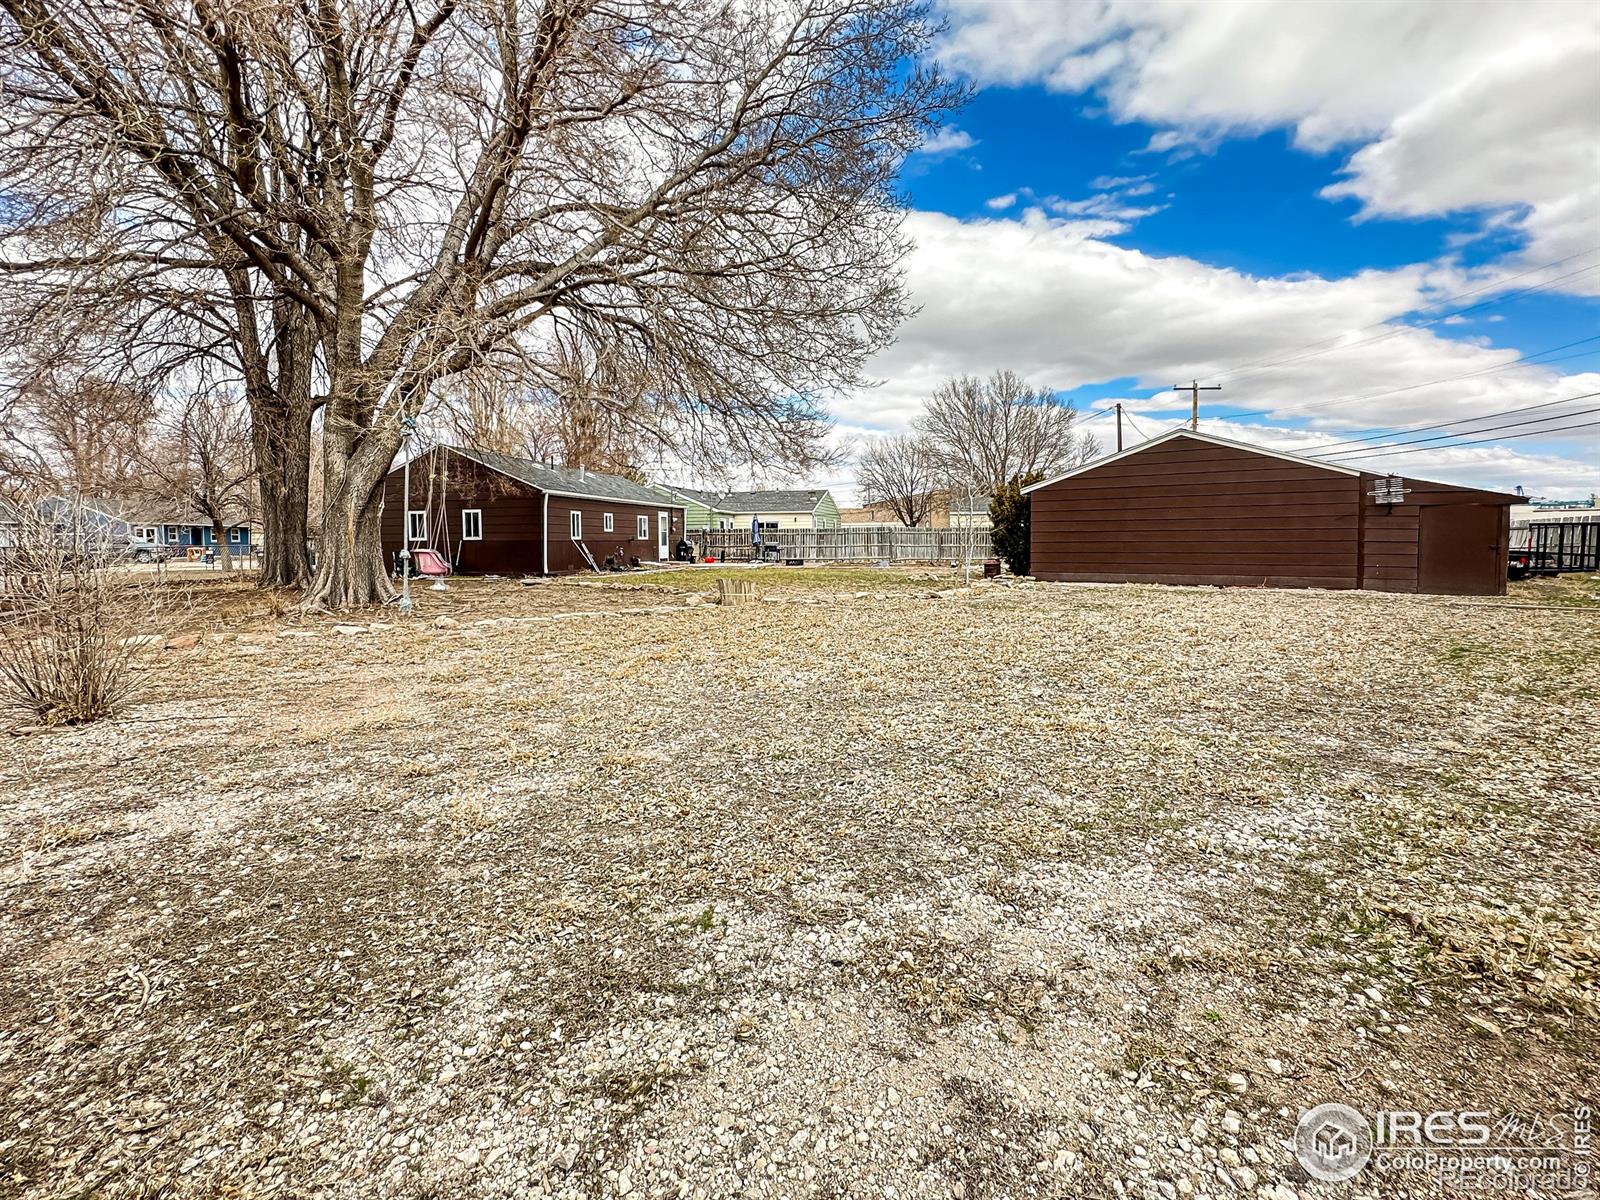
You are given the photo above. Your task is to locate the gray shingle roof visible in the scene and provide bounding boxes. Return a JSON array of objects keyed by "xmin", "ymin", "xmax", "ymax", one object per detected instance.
[
  {"xmin": 37, "ymin": 496, "xmax": 133, "ymax": 532},
  {"xmin": 708, "ymin": 488, "xmax": 828, "ymax": 514},
  {"xmin": 453, "ymin": 447, "xmax": 675, "ymax": 507},
  {"xmin": 654, "ymin": 483, "xmax": 726, "ymax": 509}
]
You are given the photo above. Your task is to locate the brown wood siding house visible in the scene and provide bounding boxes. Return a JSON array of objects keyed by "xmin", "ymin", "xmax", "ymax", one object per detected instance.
[
  {"xmin": 379, "ymin": 446, "xmax": 685, "ymax": 576},
  {"xmin": 1025, "ymin": 430, "xmax": 1517, "ymax": 596}
]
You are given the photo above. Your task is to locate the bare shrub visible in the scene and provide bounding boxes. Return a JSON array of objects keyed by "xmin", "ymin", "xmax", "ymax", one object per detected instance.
[{"xmin": 0, "ymin": 501, "xmax": 175, "ymax": 724}]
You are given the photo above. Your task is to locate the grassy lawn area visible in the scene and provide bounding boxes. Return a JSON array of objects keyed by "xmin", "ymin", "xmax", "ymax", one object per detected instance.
[
  {"xmin": 1, "ymin": 576, "xmax": 1595, "ymax": 1198},
  {"xmin": 1509, "ymin": 569, "xmax": 1600, "ymax": 606},
  {"xmin": 619, "ymin": 564, "xmax": 961, "ymax": 592}
]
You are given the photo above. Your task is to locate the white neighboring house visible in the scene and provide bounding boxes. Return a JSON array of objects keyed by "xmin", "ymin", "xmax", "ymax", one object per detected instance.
[
  {"xmin": 948, "ymin": 492, "xmax": 993, "ymax": 529},
  {"xmin": 717, "ymin": 488, "xmax": 841, "ymax": 533}
]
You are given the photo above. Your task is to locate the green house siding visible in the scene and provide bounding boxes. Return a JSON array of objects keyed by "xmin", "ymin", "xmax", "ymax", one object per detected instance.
[
  {"xmin": 680, "ymin": 497, "xmax": 716, "ymax": 530},
  {"xmin": 813, "ymin": 492, "xmax": 840, "ymax": 529},
  {"xmin": 646, "ymin": 485, "xmax": 725, "ymax": 531}
]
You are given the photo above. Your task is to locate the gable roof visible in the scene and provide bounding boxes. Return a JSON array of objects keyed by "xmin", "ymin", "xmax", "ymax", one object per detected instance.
[
  {"xmin": 713, "ymin": 488, "xmax": 830, "ymax": 514},
  {"xmin": 132, "ymin": 508, "xmax": 256, "ymax": 529},
  {"xmin": 651, "ymin": 483, "xmax": 726, "ymax": 509},
  {"xmin": 37, "ymin": 495, "xmax": 136, "ymax": 530},
  {"xmin": 1021, "ymin": 427, "xmax": 1523, "ymax": 501},
  {"xmin": 1022, "ymin": 427, "xmax": 1365, "ymax": 494},
  {"xmin": 444, "ymin": 446, "xmax": 677, "ymax": 507}
]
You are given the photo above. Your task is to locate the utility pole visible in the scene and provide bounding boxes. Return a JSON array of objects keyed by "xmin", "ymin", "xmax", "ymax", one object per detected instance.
[
  {"xmin": 398, "ymin": 417, "xmax": 417, "ymax": 616},
  {"xmin": 1115, "ymin": 402, "xmax": 1123, "ymax": 452},
  {"xmin": 1172, "ymin": 379, "xmax": 1221, "ymax": 430}
]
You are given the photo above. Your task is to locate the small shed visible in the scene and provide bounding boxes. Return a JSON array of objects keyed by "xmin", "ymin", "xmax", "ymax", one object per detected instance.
[
  {"xmin": 1024, "ymin": 429, "xmax": 1518, "ymax": 596},
  {"xmin": 380, "ymin": 446, "xmax": 686, "ymax": 575}
]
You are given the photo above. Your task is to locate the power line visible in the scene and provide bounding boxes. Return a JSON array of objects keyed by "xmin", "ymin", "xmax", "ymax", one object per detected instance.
[
  {"xmin": 1298, "ymin": 389, "xmax": 1600, "ymax": 454},
  {"xmin": 1321, "ymin": 401, "xmax": 1600, "ymax": 458},
  {"xmin": 1329, "ymin": 418, "xmax": 1600, "ymax": 461},
  {"xmin": 1212, "ymin": 333, "xmax": 1600, "ymax": 425}
]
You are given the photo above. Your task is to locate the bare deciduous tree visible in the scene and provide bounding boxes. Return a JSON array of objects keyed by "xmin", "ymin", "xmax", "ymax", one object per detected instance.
[
  {"xmin": 0, "ymin": 351, "xmax": 154, "ymax": 500},
  {"xmin": 918, "ymin": 370, "xmax": 1098, "ymax": 493},
  {"xmin": 855, "ymin": 434, "xmax": 939, "ymax": 527},
  {"xmin": 1, "ymin": 0, "xmax": 959, "ymax": 608},
  {"xmin": 140, "ymin": 393, "xmax": 256, "ymax": 571}
]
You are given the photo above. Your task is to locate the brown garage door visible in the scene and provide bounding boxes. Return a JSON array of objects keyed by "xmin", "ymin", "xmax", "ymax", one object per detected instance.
[{"xmin": 1418, "ymin": 504, "xmax": 1501, "ymax": 595}]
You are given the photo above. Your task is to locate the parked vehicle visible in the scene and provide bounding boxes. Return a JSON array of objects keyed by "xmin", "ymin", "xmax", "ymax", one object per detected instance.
[
  {"xmin": 1507, "ymin": 548, "xmax": 1559, "ymax": 581},
  {"xmin": 128, "ymin": 538, "xmax": 173, "ymax": 564}
]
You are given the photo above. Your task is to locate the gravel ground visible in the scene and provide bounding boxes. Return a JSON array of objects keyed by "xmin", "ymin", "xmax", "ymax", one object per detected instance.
[{"xmin": 1, "ymin": 573, "xmax": 1596, "ymax": 1200}]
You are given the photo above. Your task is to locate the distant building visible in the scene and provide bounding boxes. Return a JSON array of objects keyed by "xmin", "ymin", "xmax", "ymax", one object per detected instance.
[
  {"xmin": 949, "ymin": 492, "xmax": 993, "ymax": 529},
  {"xmin": 128, "ymin": 508, "xmax": 258, "ymax": 556},
  {"xmin": 1025, "ymin": 429, "xmax": 1519, "ymax": 596},
  {"xmin": 839, "ymin": 489, "xmax": 991, "ymax": 529},
  {"xmin": 382, "ymin": 446, "xmax": 687, "ymax": 574},
  {"xmin": 649, "ymin": 484, "xmax": 840, "ymax": 532}
]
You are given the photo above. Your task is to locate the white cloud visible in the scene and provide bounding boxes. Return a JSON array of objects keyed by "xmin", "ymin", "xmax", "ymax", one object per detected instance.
[
  {"xmin": 834, "ymin": 210, "xmax": 1599, "ymax": 496},
  {"xmin": 1089, "ymin": 174, "xmax": 1151, "ymax": 191},
  {"xmin": 915, "ymin": 126, "xmax": 977, "ymax": 156},
  {"xmin": 998, "ymin": 181, "xmax": 1167, "ymax": 235},
  {"xmin": 936, "ymin": 0, "xmax": 1600, "ymax": 291}
]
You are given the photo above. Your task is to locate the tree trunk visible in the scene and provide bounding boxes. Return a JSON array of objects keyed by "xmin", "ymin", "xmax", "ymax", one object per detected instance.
[
  {"xmin": 253, "ymin": 402, "xmax": 313, "ymax": 589},
  {"xmin": 212, "ymin": 517, "xmax": 233, "ymax": 571},
  {"xmin": 301, "ymin": 462, "xmax": 395, "ymax": 610}
]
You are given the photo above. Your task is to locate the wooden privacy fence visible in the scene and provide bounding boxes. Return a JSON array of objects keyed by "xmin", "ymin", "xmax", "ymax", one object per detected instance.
[
  {"xmin": 1511, "ymin": 517, "xmax": 1599, "ymax": 572},
  {"xmin": 696, "ymin": 526, "xmax": 993, "ymax": 562}
]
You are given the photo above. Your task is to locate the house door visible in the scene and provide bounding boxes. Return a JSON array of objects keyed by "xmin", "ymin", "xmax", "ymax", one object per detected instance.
[
  {"xmin": 657, "ymin": 512, "xmax": 670, "ymax": 561},
  {"xmin": 1418, "ymin": 504, "xmax": 1501, "ymax": 595}
]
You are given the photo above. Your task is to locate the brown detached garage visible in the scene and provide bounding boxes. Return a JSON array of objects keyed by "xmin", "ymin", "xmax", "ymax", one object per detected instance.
[
  {"xmin": 379, "ymin": 446, "xmax": 686, "ymax": 575},
  {"xmin": 1025, "ymin": 429, "xmax": 1518, "ymax": 596}
]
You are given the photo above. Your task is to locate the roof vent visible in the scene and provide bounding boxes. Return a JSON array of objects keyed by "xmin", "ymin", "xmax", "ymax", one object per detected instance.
[{"xmin": 579, "ymin": 465, "xmax": 586, "ymax": 479}]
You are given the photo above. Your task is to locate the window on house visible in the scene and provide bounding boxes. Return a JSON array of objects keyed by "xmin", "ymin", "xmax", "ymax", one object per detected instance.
[
  {"xmin": 228, "ymin": 527, "xmax": 242, "ymax": 543},
  {"xmin": 407, "ymin": 510, "xmax": 427, "ymax": 542},
  {"xmin": 636, "ymin": 515, "xmax": 649, "ymax": 539},
  {"xmin": 760, "ymin": 521, "xmax": 779, "ymax": 531},
  {"xmin": 462, "ymin": 509, "xmax": 483, "ymax": 541},
  {"xmin": 569, "ymin": 510, "xmax": 582, "ymax": 540},
  {"xmin": 603, "ymin": 512, "xmax": 614, "ymax": 533}
]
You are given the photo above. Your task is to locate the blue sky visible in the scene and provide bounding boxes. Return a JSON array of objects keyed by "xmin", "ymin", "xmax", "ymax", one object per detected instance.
[{"xmin": 828, "ymin": 0, "xmax": 1600, "ymax": 499}]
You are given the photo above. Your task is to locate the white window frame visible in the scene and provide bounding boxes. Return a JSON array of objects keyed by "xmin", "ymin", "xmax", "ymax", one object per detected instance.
[
  {"xmin": 228, "ymin": 527, "xmax": 242, "ymax": 543},
  {"xmin": 569, "ymin": 510, "xmax": 582, "ymax": 540},
  {"xmin": 603, "ymin": 512, "xmax": 614, "ymax": 533},
  {"xmin": 407, "ymin": 510, "xmax": 428, "ymax": 543},
  {"xmin": 461, "ymin": 508, "xmax": 483, "ymax": 541},
  {"xmin": 132, "ymin": 525, "xmax": 158, "ymax": 541},
  {"xmin": 636, "ymin": 514, "xmax": 649, "ymax": 539}
]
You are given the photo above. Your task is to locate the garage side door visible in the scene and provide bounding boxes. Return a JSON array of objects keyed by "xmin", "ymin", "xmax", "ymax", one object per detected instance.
[{"xmin": 1417, "ymin": 503, "xmax": 1501, "ymax": 595}]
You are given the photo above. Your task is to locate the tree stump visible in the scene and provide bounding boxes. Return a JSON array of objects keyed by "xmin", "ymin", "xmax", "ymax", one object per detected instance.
[{"xmin": 717, "ymin": 578, "xmax": 758, "ymax": 605}]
